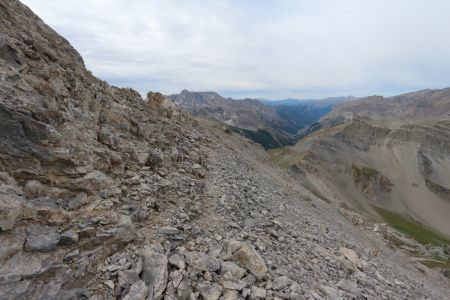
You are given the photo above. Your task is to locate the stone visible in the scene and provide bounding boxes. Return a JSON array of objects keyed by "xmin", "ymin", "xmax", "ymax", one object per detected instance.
[
  {"xmin": 59, "ymin": 230, "xmax": 79, "ymax": 245},
  {"xmin": 24, "ymin": 232, "xmax": 60, "ymax": 252},
  {"xmin": 141, "ymin": 249, "xmax": 168, "ymax": 300},
  {"xmin": 272, "ymin": 276, "xmax": 293, "ymax": 291},
  {"xmin": 159, "ymin": 226, "xmax": 181, "ymax": 235},
  {"xmin": 320, "ymin": 286, "xmax": 339, "ymax": 299},
  {"xmin": 232, "ymin": 242, "xmax": 267, "ymax": 281},
  {"xmin": 339, "ymin": 247, "xmax": 362, "ymax": 270},
  {"xmin": 67, "ymin": 192, "xmax": 87, "ymax": 210},
  {"xmin": 224, "ymin": 240, "xmax": 242, "ymax": 254},
  {"xmin": 123, "ymin": 280, "xmax": 148, "ymax": 300},
  {"xmin": 197, "ymin": 282, "xmax": 222, "ymax": 300},
  {"xmin": 222, "ymin": 289, "xmax": 239, "ymax": 300},
  {"xmin": 24, "ymin": 180, "xmax": 48, "ymax": 199},
  {"xmin": 219, "ymin": 278, "xmax": 246, "ymax": 290},
  {"xmin": 73, "ymin": 171, "xmax": 114, "ymax": 193},
  {"xmin": 0, "ymin": 193, "xmax": 23, "ymax": 231},
  {"xmin": 146, "ymin": 150, "xmax": 164, "ymax": 169},
  {"xmin": 336, "ymin": 279, "xmax": 360, "ymax": 297},
  {"xmin": 168, "ymin": 254, "xmax": 186, "ymax": 269},
  {"xmin": 185, "ymin": 251, "xmax": 221, "ymax": 272},
  {"xmin": 104, "ymin": 280, "xmax": 115, "ymax": 290},
  {"xmin": 221, "ymin": 261, "xmax": 246, "ymax": 279},
  {"xmin": 250, "ymin": 286, "xmax": 267, "ymax": 299}
]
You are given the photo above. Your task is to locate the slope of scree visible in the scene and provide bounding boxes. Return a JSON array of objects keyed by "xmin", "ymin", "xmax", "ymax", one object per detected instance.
[{"xmin": 0, "ymin": 1, "xmax": 449, "ymax": 299}]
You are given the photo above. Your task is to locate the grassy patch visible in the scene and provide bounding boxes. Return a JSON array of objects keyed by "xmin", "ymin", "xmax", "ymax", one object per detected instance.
[
  {"xmin": 352, "ymin": 165, "xmax": 378, "ymax": 179},
  {"xmin": 374, "ymin": 206, "xmax": 450, "ymax": 246},
  {"xmin": 418, "ymin": 259, "xmax": 450, "ymax": 269}
]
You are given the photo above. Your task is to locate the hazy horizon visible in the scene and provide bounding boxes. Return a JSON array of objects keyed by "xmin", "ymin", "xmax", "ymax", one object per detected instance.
[{"xmin": 22, "ymin": 0, "xmax": 450, "ymax": 99}]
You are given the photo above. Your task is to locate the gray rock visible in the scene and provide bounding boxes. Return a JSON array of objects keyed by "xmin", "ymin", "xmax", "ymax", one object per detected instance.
[
  {"xmin": 118, "ymin": 269, "xmax": 140, "ymax": 287},
  {"xmin": 59, "ymin": 230, "xmax": 78, "ymax": 245},
  {"xmin": 221, "ymin": 261, "xmax": 246, "ymax": 279},
  {"xmin": 222, "ymin": 289, "xmax": 238, "ymax": 300},
  {"xmin": 0, "ymin": 193, "xmax": 23, "ymax": 231},
  {"xmin": 141, "ymin": 249, "xmax": 168, "ymax": 300},
  {"xmin": 24, "ymin": 232, "xmax": 60, "ymax": 252},
  {"xmin": 336, "ymin": 279, "xmax": 360, "ymax": 297},
  {"xmin": 219, "ymin": 278, "xmax": 246, "ymax": 290},
  {"xmin": 320, "ymin": 286, "xmax": 340, "ymax": 299},
  {"xmin": 159, "ymin": 226, "xmax": 181, "ymax": 235},
  {"xmin": 272, "ymin": 275, "xmax": 293, "ymax": 291},
  {"xmin": 185, "ymin": 251, "xmax": 221, "ymax": 272},
  {"xmin": 123, "ymin": 280, "xmax": 148, "ymax": 300},
  {"xmin": 250, "ymin": 286, "xmax": 267, "ymax": 299},
  {"xmin": 168, "ymin": 254, "xmax": 186, "ymax": 269},
  {"xmin": 197, "ymin": 282, "xmax": 222, "ymax": 300}
]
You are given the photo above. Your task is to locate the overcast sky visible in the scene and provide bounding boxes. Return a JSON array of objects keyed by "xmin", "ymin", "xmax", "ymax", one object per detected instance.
[{"xmin": 22, "ymin": 0, "xmax": 450, "ymax": 99}]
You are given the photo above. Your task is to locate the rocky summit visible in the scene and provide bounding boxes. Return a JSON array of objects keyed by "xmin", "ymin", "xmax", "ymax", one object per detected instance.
[{"xmin": 0, "ymin": 1, "xmax": 449, "ymax": 300}]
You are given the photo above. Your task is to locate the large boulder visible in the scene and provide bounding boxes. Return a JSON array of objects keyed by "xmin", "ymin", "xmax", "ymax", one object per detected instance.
[
  {"xmin": 141, "ymin": 249, "xmax": 168, "ymax": 300},
  {"xmin": 232, "ymin": 243, "xmax": 267, "ymax": 281}
]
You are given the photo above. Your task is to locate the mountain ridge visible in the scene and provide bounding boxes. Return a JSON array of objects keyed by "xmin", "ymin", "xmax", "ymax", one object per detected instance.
[{"xmin": 0, "ymin": 1, "xmax": 449, "ymax": 299}]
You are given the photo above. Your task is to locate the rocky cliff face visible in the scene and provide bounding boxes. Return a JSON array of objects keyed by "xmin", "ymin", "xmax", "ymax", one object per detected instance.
[{"xmin": 0, "ymin": 1, "xmax": 449, "ymax": 299}]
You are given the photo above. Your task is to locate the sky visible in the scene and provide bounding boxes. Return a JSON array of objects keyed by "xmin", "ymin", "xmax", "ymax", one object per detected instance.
[{"xmin": 22, "ymin": 0, "xmax": 450, "ymax": 100}]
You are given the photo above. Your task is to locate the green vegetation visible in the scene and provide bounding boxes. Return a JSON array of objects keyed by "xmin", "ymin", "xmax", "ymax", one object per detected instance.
[
  {"xmin": 230, "ymin": 127, "xmax": 295, "ymax": 150},
  {"xmin": 352, "ymin": 165, "xmax": 378, "ymax": 179},
  {"xmin": 374, "ymin": 206, "xmax": 450, "ymax": 246},
  {"xmin": 418, "ymin": 259, "xmax": 450, "ymax": 269}
]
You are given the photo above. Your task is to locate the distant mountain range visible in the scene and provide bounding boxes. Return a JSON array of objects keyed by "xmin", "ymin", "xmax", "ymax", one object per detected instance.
[{"xmin": 169, "ymin": 90, "xmax": 354, "ymax": 149}]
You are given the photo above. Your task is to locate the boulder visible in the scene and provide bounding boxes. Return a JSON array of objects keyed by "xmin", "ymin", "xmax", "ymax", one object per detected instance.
[
  {"xmin": 185, "ymin": 251, "xmax": 221, "ymax": 272},
  {"xmin": 141, "ymin": 249, "xmax": 168, "ymax": 299},
  {"xmin": 24, "ymin": 232, "xmax": 60, "ymax": 252},
  {"xmin": 232, "ymin": 243, "xmax": 267, "ymax": 281}
]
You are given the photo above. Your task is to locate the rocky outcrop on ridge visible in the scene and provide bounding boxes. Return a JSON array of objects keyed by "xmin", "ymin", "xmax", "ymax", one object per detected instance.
[{"xmin": 0, "ymin": 1, "xmax": 449, "ymax": 299}]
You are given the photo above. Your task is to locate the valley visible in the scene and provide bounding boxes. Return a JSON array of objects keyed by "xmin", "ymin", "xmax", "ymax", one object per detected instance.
[{"xmin": 0, "ymin": 1, "xmax": 449, "ymax": 299}]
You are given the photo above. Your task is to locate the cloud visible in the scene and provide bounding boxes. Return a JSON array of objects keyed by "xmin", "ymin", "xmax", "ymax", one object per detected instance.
[{"xmin": 21, "ymin": 0, "xmax": 450, "ymax": 99}]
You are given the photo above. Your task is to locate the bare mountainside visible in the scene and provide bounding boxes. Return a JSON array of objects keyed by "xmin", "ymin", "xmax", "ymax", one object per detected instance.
[
  {"xmin": 0, "ymin": 1, "xmax": 449, "ymax": 299},
  {"xmin": 323, "ymin": 88, "xmax": 450, "ymax": 126},
  {"xmin": 271, "ymin": 90, "xmax": 450, "ymax": 272},
  {"xmin": 169, "ymin": 90, "xmax": 296, "ymax": 149}
]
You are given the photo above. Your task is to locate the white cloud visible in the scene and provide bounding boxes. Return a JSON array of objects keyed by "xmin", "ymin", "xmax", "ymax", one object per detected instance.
[{"xmin": 21, "ymin": 0, "xmax": 450, "ymax": 99}]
